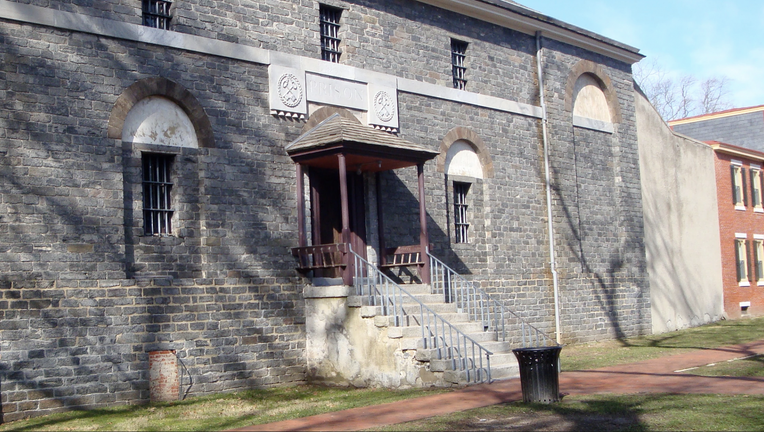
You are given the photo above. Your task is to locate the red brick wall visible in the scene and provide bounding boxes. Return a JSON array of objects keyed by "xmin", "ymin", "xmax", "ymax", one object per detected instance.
[
  {"xmin": 714, "ymin": 152, "xmax": 764, "ymax": 318},
  {"xmin": 149, "ymin": 351, "xmax": 179, "ymax": 403}
]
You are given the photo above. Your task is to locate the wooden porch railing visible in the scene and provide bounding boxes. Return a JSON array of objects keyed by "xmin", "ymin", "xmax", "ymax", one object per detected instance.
[
  {"xmin": 292, "ymin": 243, "xmax": 348, "ymax": 272},
  {"xmin": 380, "ymin": 245, "xmax": 425, "ymax": 268}
]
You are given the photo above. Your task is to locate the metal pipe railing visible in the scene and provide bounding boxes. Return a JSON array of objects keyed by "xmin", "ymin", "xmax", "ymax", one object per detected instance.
[
  {"xmin": 349, "ymin": 246, "xmax": 493, "ymax": 384},
  {"xmin": 428, "ymin": 252, "xmax": 558, "ymax": 348}
]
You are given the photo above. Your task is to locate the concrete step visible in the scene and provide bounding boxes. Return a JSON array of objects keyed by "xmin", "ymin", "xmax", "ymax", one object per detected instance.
[
  {"xmin": 355, "ymin": 293, "xmax": 449, "ymax": 306},
  {"xmin": 490, "ymin": 363, "xmax": 520, "ymax": 380},
  {"xmin": 389, "ymin": 321, "xmax": 487, "ymax": 339}
]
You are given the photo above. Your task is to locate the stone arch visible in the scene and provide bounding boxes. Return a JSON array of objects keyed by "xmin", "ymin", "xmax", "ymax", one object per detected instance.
[
  {"xmin": 108, "ymin": 77, "xmax": 215, "ymax": 148},
  {"xmin": 564, "ymin": 60, "xmax": 622, "ymax": 124},
  {"xmin": 436, "ymin": 127, "xmax": 493, "ymax": 178}
]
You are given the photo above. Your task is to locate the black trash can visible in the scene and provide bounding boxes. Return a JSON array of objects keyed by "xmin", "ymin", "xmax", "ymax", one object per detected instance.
[{"xmin": 512, "ymin": 346, "xmax": 562, "ymax": 403}]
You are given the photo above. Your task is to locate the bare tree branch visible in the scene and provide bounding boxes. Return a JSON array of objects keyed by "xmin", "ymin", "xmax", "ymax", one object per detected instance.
[{"xmin": 633, "ymin": 59, "xmax": 733, "ymax": 121}]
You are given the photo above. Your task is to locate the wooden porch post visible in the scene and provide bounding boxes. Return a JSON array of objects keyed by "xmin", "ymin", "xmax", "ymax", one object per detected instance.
[
  {"xmin": 417, "ymin": 163, "xmax": 430, "ymax": 284},
  {"xmin": 338, "ymin": 154, "xmax": 352, "ymax": 286},
  {"xmin": 376, "ymin": 172, "xmax": 386, "ymax": 267},
  {"xmin": 296, "ymin": 163, "xmax": 307, "ymax": 248}
]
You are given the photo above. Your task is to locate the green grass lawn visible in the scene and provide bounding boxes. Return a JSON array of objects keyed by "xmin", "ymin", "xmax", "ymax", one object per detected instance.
[
  {"xmin": 679, "ymin": 354, "xmax": 764, "ymax": 378},
  {"xmin": 0, "ymin": 386, "xmax": 447, "ymax": 432},
  {"xmin": 3, "ymin": 316, "xmax": 764, "ymax": 431},
  {"xmin": 561, "ymin": 316, "xmax": 764, "ymax": 371}
]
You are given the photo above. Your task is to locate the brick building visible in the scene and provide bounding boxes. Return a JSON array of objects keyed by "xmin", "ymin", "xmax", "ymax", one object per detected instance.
[
  {"xmin": 708, "ymin": 141, "xmax": 764, "ymax": 319},
  {"xmin": 1, "ymin": 0, "xmax": 650, "ymax": 420}
]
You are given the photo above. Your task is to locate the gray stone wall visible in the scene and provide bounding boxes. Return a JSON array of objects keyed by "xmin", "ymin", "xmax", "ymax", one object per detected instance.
[
  {"xmin": 540, "ymin": 40, "xmax": 651, "ymax": 342},
  {"xmin": 0, "ymin": 277, "xmax": 305, "ymax": 422},
  {"xmin": 6, "ymin": 0, "xmax": 539, "ymax": 104},
  {"xmin": 0, "ymin": 21, "xmax": 306, "ymax": 282},
  {"xmin": 1, "ymin": 21, "xmax": 309, "ymax": 421},
  {"xmin": 1, "ymin": 0, "xmax": 651, "ymax": 420}
]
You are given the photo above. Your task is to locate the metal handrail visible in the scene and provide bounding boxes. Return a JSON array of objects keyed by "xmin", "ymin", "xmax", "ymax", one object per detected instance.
[
  {"xmin": 428, "ymin": 252, "xmax": 558, "ymax": 348},
  {"xmin": 349, "ymin": 247, "xmax": 493, "ymax": 384}
]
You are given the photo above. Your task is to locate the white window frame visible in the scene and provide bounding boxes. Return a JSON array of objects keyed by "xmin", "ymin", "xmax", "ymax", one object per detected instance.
[
  {"xmin": 731, "ymin": 160, "xmax": 747, "ymax": 211},
  {"xmin": 736, "ymin": 233, "xmax": 751, "ymax": 287},
  {"xmin": 752, "ymin": 164, "xmax": 763, "ymax": 213},
  {"xmin": 755, "ymin": 234, "xmax": 764, "ymax": 286}
]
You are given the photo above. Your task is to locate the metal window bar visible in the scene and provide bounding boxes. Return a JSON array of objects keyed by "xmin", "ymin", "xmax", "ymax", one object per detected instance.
[
  {"xmin": 349, "ymin": 246, "xmax": 492, "ymax": 384},
  {"xmin": 451, "ymin": 39, "xmax": 467, "ymax": 90},
  {"xmin": 454, "ymin": 182, "xmax": 469, "ymax": 243},
  {"xmin": 429, "ymin": 251, "xmax": 558, "ymax": 348},
  {"xmin": 320, "ymin": 5, "xmax": 342, "ymax": 63},
  {"xmin": 143, "ymin": 154, "xmax": 173, "ymax": 235},
  {"xmin": 143, "ymin": 0, "xmax": 172, "ymax": 29}
]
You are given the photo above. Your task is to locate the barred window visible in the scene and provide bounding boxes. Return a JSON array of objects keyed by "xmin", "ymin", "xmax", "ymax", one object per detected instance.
[
  {"xmin": 454, "ymin": 182, "xmax": 470, "ymax": 243},
  {"xmin": 451, "ymin": 39, "xmax": 467, "ymax": 90},
  {"xmin": 143, "ymin": 154, "xmax": 174, "ymax": 235},
  {"xmin": 320, "ymin": 4, "xmax": 342, "ymax": 63},
  {"xmin": 143, "ymin": 0, "xmax": 172, "ymax": 30}
]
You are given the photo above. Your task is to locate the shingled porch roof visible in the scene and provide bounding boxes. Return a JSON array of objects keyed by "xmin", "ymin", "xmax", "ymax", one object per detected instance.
[{"xmin": 285, "ymin": 113, "xmax": 439, "ymax": 171}]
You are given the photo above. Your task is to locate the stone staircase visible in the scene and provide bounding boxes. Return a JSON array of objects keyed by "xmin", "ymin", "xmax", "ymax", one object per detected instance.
[{"xmin": 348, "ymin": 283, "xmax": 520, "ymax": 384}]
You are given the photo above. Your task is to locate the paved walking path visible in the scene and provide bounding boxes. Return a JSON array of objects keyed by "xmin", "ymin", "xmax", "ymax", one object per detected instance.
[{"xmin": 231, "ymin": 339, "xmax": 764, "ymax": 432}]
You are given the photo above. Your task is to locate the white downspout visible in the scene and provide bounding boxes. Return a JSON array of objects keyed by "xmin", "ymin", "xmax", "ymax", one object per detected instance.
[{"xmin": 536, "ymin": 31, "xmax": 562, "ymax": 344}]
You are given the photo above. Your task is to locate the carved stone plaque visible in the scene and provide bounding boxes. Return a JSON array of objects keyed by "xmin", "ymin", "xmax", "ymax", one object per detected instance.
[
  {"xmin": 269, "ymin": 65, "xmax": 307, "ymax": 116},
  {"xmin": 368, "ymin": 84, "xmax": 399, "ymax": 129}
]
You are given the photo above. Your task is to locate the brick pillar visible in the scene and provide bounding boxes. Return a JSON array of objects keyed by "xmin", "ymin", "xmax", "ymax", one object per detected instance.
[{"xmin": 149, "ymin": 350, "xmax": 179, "ymax": 403}]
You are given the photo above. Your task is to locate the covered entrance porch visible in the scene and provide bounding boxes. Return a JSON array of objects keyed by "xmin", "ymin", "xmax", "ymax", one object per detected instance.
[{"xmin": 288, "ymin": 110, "xmax": 440, "ymax": 285}]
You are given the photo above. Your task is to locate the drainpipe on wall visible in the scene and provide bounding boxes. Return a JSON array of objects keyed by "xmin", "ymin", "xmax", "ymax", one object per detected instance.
[{"xmin": 536, "ymin": 31, "xmax": 562, "ymax": 344}]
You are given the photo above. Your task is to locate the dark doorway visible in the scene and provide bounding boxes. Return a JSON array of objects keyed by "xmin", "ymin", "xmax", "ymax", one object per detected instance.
[{"xmin": 310, "ymin": 168, "xmax": 367, "ymax": 277}]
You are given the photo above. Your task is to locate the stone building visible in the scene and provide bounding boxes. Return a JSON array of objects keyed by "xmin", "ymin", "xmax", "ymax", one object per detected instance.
[{"xmin": 1, "ymin": 0, "xmax": 650, "ymax": 421}]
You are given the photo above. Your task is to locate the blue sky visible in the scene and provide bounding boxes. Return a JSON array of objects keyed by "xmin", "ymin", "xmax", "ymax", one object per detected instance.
[{"xmin": 519, "ymin": 0, "xmax": 764, "ymax": 109}]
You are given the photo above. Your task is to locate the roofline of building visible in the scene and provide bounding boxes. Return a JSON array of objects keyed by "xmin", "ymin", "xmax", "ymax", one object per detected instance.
[
  {"xmin": 668, "ymin": 105, "xmax": 764, "ymax": 126},
  {"xmin": 417, "ymin": 0, "xmax": 644, "ymax": 64},
  {"xmin": 707, "ymin": 140, "xmax": 764, "ymax": 161}
]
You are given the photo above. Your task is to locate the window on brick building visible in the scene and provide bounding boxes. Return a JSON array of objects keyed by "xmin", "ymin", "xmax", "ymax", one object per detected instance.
[
  {"xmin": 142, "ymin": 0, "xmax": 172, "ymax": 29},
  {"xmin": 735, "ymin": 236, "xmax": 751, "ymax": 286},
  {"xmin": 454, "ymin": 182, "xmax": 470, "ymax": 243},
  {"xmin": 451, "ymin": 39, "xmax": 468, "ymax": 90},
  {"xmin": 320, "ymin": 4, "xmax": 342, "ymax": 63},
  {"xmin": 731, "ymin": 161, "xmax": 747, "ymax": 210},
  {"xmin": 143, "ymin": 153, "xmax": 174, "ymax": 235},
  {"xmin": 751, "ymin": 165, "xmax": 763, "ymax": 212},
  {"xmin": 755, "ymin": 236, "xmax": 764, "ymax": 286}
]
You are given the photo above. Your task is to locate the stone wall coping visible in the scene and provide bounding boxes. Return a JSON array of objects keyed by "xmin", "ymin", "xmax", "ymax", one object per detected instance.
[
  {"xmin": 0, "ymin": 0, "xmax": 541, "ymax": 120},
  {"xmin": 573, "ymin": 116, "xmax": 614, "ymax": 134},
  {"xmin": 304, "ymin": 286, "xmax": 353, "ymax": 298}
]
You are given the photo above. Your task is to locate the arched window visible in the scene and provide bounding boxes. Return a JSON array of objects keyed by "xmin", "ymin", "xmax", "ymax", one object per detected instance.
[{"xmin": 444, "ymin": 140, "xmax": 482, "ymax": 243}]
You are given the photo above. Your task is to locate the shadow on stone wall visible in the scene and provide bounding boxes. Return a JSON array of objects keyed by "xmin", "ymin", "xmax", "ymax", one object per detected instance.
[{"xmin": 0, "ymin": 21, "xmax": 308, "ymax": 421}]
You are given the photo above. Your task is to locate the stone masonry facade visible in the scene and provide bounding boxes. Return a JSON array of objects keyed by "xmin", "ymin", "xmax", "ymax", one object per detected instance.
[{"xmin": 1, "ymin": 0, "xmax": 650, "ymax": 421}]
